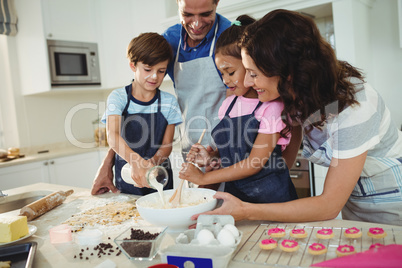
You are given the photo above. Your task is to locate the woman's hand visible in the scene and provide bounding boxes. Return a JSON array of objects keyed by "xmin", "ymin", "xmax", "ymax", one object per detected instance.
[
  {"xmin": 190, "ymin": 192, "xmax": 247, "ymax": 222},
  {"xmin": 186, "ymin": 144, "xmax": 211, "ymax": 167},
  {"xmin": 179, "ymin": 162, "xmax": 205, "ymax": 185}
]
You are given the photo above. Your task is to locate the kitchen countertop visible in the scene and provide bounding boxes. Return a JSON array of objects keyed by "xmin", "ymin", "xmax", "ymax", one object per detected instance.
[
  {"xmin": 1, "ymin": 183, "xmax": 401, "ymax": 268},
  {"xmin": 0, "ymin": 145, "xmax": 108, "ymax": 168}
]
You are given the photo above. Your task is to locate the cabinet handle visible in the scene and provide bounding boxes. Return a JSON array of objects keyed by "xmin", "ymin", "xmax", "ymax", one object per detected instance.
[
  {"xmin": 44, "ymin": 161, "xmax": 48, "ymax": 166},
  {"xmin": 48, "ymin": 33, "xmax": 53, "ymax": 38},
  {"xmin": 50, "ymin": 161, "xmax": 54, "ymax": 165}
]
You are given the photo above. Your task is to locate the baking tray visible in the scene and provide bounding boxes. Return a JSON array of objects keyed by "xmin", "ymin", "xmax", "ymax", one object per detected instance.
[
  {"xmin": 0, "ymin": 242, "xmax": 37, "ymax": 268},
  {"xmin": 232, "ymin": 224, "xmax": 402, "ymax": 267}
]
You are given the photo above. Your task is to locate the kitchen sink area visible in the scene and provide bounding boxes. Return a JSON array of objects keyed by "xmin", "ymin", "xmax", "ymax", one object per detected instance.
[{"xmin": 0, "ymin": 190, "xmax": 53, "ymax": 214}]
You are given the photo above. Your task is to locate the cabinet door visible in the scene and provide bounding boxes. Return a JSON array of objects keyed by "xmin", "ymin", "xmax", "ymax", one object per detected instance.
[
  {"xmin": 0, "ymin": 161, "xmax": 49, "ymax": 190},
  {"xmin": 48, "ymin": 152, "xmax": 100, "ymax": 188},
  {"xmin": 42, "ymin": 0, "xmax": 97, "ymax": 42}
]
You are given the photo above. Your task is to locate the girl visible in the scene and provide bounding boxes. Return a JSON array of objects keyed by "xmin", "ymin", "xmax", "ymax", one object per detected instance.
[
  {"xmin": 179, "ymin": 15, "xmax": 298, "ymax": 203},
  {"xmin": 102, "ymin": 33, "xmax": 182, "ymax": 195},
  {"xmin": 193, "ymin": 9, "xmax": 402, "ymax": 225}
]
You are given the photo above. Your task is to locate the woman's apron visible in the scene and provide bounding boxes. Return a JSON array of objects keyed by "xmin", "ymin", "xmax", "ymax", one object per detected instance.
[
  {"xmin": 114, "ymin": 84, "xmax": 173, "ymax": 195},
  {"xmin": 173, "ymin": 22, "xmax": 227, "ymax": 156},
  {"xmin": 211, "ymin": 96, "xmax": 298, "ymax": 203}
]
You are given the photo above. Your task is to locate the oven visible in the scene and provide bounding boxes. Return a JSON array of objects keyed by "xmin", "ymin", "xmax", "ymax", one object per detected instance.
[{"xmin": 289, "ymin": 151, "xmax": 314, "ymax": 198}]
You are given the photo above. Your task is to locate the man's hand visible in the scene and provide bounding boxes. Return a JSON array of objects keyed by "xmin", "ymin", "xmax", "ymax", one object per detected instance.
[{"xmin": 91, "ymin": 163, "xmax": 119, "ymax": 195}]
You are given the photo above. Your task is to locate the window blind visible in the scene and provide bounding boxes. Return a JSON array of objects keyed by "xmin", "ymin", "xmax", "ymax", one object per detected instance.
[{"xmin": 0, "ymin": 0, "xmax": 17, "ymax": 36}]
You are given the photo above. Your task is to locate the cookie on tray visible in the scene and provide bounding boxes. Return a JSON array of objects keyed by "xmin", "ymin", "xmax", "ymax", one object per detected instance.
[
  {"xmin": 344, "ymin": 227, "xmax": 362, "ymax": 238},
  {"xmin": 367, "ymin": 227, "xmax": 387, "ymax": 239},
  {"xmin": 308, "ymin": 243, "xmax": 327, "ymax": 255},
  {"xmin": 279, "ymin": 239, "xmax": 299, "ymax": 252},
  {"xmin": 290, "ymin": 228, "xmax": 308, "ymax": 238},
  {"xmin": 259, "ymin": 238, "xmax": 278, "ymax": 250},
  {"xmin": 267, "ymin": 227, "xmax": 286, "ymax": 238},
  {"xmin": 316, "ymin": 228, "xmax": 334, "ymax": 239},
  {"xmin": 336, "ymin": 244, "xmax": 356, "ymax": 257}
]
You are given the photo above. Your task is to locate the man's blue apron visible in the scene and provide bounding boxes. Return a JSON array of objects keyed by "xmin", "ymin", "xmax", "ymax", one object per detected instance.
[
  {"xmin": 211, "ymin": 96, "xmax": 298, "ymax": 203},
  {"xmin": 114, "ymin": 84, "xmax": 173, "ymax": 195}
]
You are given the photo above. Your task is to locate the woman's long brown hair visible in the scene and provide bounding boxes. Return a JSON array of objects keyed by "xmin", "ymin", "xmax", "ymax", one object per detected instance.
[{"xmin": 241, "ymin": 9, "xmax": 365, "ymax": 135}]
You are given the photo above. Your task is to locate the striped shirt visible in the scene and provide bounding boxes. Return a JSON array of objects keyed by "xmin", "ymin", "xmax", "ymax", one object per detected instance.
[{"xmin": 302, "ymin": 78, "xmax": 402, "ymax": 205}]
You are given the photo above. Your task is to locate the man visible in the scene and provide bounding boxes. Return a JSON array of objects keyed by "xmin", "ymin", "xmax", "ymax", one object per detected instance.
[{"xmin": 91, "ymin": 0, "xmax": 231, "ymax": 195}]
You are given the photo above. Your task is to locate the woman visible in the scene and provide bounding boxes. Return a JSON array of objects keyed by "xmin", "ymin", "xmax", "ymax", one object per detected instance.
[{"xmin": 193, "ymin": 9, "xmax": 402, "ymax": 225}]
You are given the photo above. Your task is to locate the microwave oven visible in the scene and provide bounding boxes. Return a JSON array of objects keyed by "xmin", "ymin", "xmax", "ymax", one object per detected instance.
[{"xmin": 47, "ymin": 40, "xmax": 101, "ymax": 86}]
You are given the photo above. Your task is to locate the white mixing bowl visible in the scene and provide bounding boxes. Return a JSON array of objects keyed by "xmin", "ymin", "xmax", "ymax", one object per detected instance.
[{"xmin": 136, "ymin": 188, "xmax": 218, "ymax": 231}]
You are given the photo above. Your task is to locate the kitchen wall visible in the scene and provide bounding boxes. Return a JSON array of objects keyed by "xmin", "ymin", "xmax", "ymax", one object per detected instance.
[
  {"xmin": 1, "ymin": 0, "xmax": 401, "ymax": 152},
  {"xmin": 369, "ymin": 0, "xmax": 402, "ymax": 129}
]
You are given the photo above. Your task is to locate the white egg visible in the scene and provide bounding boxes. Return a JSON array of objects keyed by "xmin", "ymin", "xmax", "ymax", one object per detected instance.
[
  {"xmin": 196, "ymin": 229, "xmax": 215, "ymax": 245},
  {"xmin": 217, "ymin": 229, "xmax": 236, "ymax": 247},
  {"xmin": 223, "ymin": 223, "xmax": 239, "ymax": 238}
]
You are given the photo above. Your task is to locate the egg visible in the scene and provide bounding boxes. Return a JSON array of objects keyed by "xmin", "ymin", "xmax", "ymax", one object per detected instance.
[
  {"xmin": 223, "ymin": 223, "xmax": 239, "ymax": 238},
  {"xmin": 196, "ymin": 229, "xmax": 215, "ymax": 245},
  {"xmin": 217, "ymin": 229, "xmax": 236, "ymax": 247}
]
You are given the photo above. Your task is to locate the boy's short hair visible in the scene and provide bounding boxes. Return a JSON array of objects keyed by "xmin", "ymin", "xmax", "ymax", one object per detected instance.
[{"xmin": 127, "ymin": 32, "xmax": 173, "ymax": 66}]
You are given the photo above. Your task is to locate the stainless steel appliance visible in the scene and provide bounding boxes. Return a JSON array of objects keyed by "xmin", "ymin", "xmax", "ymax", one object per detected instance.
[
  {"xmin": 47, "ymin": 40, "xmax": 101, "ymax": 86},
  {"xmin": 289, "ymin": 151, "xmax": 314, "ymax": 198}
]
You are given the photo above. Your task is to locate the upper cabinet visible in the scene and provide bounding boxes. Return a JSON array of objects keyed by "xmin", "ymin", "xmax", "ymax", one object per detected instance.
[
  {"xmin": 13, "ymin": 0, "xmax": 100, "ymax": 95},
  {"xmin": 41, "ymin": 0, "xmax": 97, "ymax": 43}
]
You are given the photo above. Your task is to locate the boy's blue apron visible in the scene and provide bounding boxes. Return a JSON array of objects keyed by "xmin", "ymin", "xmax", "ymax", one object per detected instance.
[
  {"xmin": 211, "ymin": 96, "xmax": 298, "ymax": 203},
  {"xmin": 114, "ymin": 84, "xmax": 173, "ymax": 195}
]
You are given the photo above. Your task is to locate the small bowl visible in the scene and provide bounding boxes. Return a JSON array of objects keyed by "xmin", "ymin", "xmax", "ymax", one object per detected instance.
[
  {"xmin": 114, "ymin": 226, "xmax": 167, "ymax": 261},
  {"xmin": 136, "ymin": 188, "xmax": 217, "ymax": 231}
]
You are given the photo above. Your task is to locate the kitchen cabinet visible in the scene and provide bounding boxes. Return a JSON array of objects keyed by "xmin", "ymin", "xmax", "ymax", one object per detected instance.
[
  {"xmin": 312, "ymin": 164, "xmax": 328, "ymax": 196},
  {"xmin": 13, "ymin": 0, "xmax": 51, "ymax": 95},
  {"xmin": 41, "ymin": 0, "xmax": 97, "ymax": 43},
  {"xmin": 0, "ymin": 161, "xmax": 49, "ymax": 190},
  {"xmin": 46, "ymin": 152, "xmax": 100, "ymax": 189},
  {"xmin": 0, "ymin": 151, "xmax": 100, "ymax": 190},
  {"xmin": 13, "ymin": 0, "xmax": 100, "ymax": 95}
]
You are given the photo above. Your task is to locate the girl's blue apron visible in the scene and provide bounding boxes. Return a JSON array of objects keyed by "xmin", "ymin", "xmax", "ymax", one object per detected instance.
[
  {"xmin": 114, "ymin": 84, "xmax": 173, "ymax": 195},
  {"xmin": 211, "ymin": 96, "xmax": 298, "ymax": 203}
]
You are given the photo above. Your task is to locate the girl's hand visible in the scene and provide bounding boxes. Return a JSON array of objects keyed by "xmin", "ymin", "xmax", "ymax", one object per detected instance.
[
  {"xmin": 131, "ymin": 159, "xmax": 154, "ymax": 188},
  {"xmin": 190, "ymin": 191, "xmax": 247, "ymax": 222},
  {"xmin": 179, "ymin": 162, "xmax": 204, "ymax": 184},
  {"xmin": 186, "ymin": 144, "xmax": 211, "ymax": 167}
]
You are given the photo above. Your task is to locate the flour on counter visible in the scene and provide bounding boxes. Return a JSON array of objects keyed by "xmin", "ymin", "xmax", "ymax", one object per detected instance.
[{"xmin": 60, "ymin": 193, "xmax": 140, "ymax": 232}]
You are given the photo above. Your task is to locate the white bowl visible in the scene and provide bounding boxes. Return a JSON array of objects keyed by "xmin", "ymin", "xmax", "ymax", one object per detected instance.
[{"xmin": 136, "ymin": 188, "xmax": 217, "ymax": 231}]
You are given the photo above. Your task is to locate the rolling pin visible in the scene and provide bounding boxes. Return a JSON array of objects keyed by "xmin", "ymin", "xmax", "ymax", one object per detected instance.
[{"xmin": 19, "ymin": 189, "xmax": 74, "ymax": 221}]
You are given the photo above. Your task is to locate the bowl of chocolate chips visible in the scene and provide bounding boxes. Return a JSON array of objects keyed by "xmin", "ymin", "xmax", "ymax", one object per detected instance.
[{"xmin": 114, "ymin": 225, "xmax": 167, "ymax": 261}]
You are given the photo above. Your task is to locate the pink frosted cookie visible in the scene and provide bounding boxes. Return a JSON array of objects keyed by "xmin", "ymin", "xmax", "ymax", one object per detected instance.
[
  {"xmin": 367, "ymin": 227, "xmax": 387, "ymax": 239},
  {"xmin": 369, "ymin": 243, "xmax": 384, "ymax": 250},
  {"xmin": 336, "ymin": 244, "xmax": 356, "ymax": 257},
  {"xmin": 259, "ymin": 238, "xmax": 278, "ymax": 250},
  {"xmin": 316, "ymin": 228, "xmax": 334, "ymax": 239},
  {"xmin": 290, "ymin": 228, "xmax": 308, "ymax": 239},
  {"xmin": 279, "ymin": 239, "xmax": 299, "ymax": 252},
  {"xmin": 344, "ymin": 227, "xmax": 362, "ymax": 238},
  {"xmin": 267, "ymin": 228, "xmax": 286, "ymax": 238},
  {"xmin": 308, "ymin": 243, "xmax": 327, "ymax": 255}
]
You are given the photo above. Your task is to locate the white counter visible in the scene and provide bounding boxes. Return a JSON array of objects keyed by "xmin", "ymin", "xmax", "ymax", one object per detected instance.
[{"xmin": 1, "ymin": 183, "xmax": 401, "ymax": 268}]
